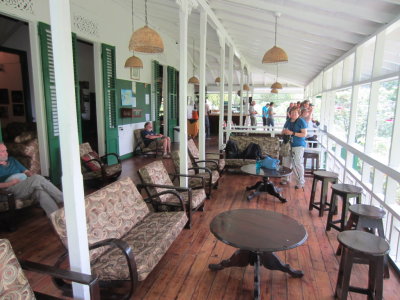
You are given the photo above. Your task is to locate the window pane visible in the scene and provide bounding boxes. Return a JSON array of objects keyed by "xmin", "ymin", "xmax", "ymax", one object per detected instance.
[
  {"xmin": 334, "ymin": 88, "xmax": 352, "ymax": 140},
  {"xmin": 352, "ymin": 155, "xmax": 362, "ymax": 174},
  {"xmin": 359, "ymin": 37, "xmax": 376, "ymax": 81},
  {"xmin": 354, "ymin": 84, "xmax": 371, "ymax": 148},
  {"xmin": 333, "ymin": 62, "xmax": 343, "ymax": 87},
  {"xmin": 372, "ymin": 79, "xmax": 398, "ymax": 164},
  {"xmin": 381, "ymin": 21, "xmax": 400, "ymax": 76},
  {"xmin": 343, "ymin": 54, "xmax": 355, "ymax": 84}
]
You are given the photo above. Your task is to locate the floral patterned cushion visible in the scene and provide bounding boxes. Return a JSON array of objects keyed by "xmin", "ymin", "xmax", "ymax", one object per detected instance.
[
  {"xmin": 134, "ymin": 129, "xmax": 162, "ymax": 152},
  {"xmin": 138, "ymin": 161, "xmax": 175, "ymax": 203},
  {"xmin": 187, "ymin": 170, "xmax": 219, "ymax": 187},
  {"xmin": 187, "ymin": 139, "xmax": 199, "ymax": 158},
  {"xmin": 6, "ymin": 138, "xmax": 41, "ymax": 174},
  {"xmin": 82, "ymin": 164, "xmax": 122, "ymax": 181},
  {"xmin": 161, "ymin": 189, "xmax": 206, "ymax": 209},
  {"xmin": 50, "ymin": 177, "xmax": 149, "ymax": 262},
  {"xmin": 0, "ymin": 239, "xmax": 36, "ymax": 299},
  {"xmin": 224, "ymin": 159, "xmax": 257, "ymax": 168},
  {"xmin": 91, "ymin": 211, "xmax": 187, "ymax": 281},
  {"xmin": 187, "ymin": 139, "xmax": 225, "ymax": 172},
  {"xmin": 229, "ymin": 136, "xmax": 280, "ymax": 158}
]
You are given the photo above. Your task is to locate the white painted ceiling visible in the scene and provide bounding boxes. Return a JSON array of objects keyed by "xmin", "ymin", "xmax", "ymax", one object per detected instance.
[{"xmin": 132, "ymin": 0, "xmax": 400, "ymax": 89}]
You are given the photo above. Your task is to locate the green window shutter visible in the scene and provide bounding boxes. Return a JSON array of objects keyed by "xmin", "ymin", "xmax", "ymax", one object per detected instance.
[
  {"xmin": 38, "ymin": 22, "xmax": 61, "ymax": 184},
  {"xmin": 152, "ymin": 60, "xmax": 161, "ymax": 133},
  {"xmin": 167, "ymin": 66, "xmax": 178, "ymax": 138},
  {"xmin": 101, "ymin": 44, "xmax": 118, "ymax": 164}
]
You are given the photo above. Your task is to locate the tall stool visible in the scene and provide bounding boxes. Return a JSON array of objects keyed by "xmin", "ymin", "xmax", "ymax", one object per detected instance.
[
  {"xmin": 303, "ymin": 151, "xmax": 320, "ymax": 176},
  {"xmin": 337, "ymin": 204, "xmax": 390, "ymax": 278},
  {"xmin": 326, "ymin": 184, "xmax": 362, "ymax": 232},
  {"xmin": 309, "ymin": 171, "xmax": 338, "ymax": 217},
  {"xmin": 335, "ymin": 230, "xmax": 389, "ymax": 300}
]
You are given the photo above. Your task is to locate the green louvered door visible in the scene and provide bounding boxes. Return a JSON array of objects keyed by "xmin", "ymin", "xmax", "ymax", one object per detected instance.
[
  {"xmin": 101, "ymin": 44, "xmax": 118, "ymax": 164},
  {"xmin": 38, "ymin": 22, "xmax": 82, "ymax": 184},
  {"xmin": 152, "ymin": 60, "xmax": 162, "ymax": 134},
  {"xmin": 167, "ymin": 66, "xmax": 178, "ymax": 139}
]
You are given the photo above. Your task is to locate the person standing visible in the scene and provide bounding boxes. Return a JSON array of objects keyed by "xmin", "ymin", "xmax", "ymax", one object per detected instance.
[
  {"xmin": 286, "ymin": 102, "xmax": 294, "ymax": 120},
  {"xmin": 262, "ymin": 103, "xmax": 269, "ymax": 128},
  {"xmin": 266, "ymin": 102, "xmax": 276, "ymax": 130},
  {"xmin": 249, "ymin": 100, "xmax": 258, "ymax": 128},
  {"xmin": 281, "ymin": 107, "xmax": 307, "ymax": 189},
  {"xmin": 205, "ymin": 99, "xmax": 211, "ymax": 138}
]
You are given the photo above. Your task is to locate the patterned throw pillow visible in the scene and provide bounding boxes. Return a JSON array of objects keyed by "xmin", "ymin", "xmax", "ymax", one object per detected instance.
[{"xmin": 81, "ymin": 151, "xmax": 101, "ymax": 171}]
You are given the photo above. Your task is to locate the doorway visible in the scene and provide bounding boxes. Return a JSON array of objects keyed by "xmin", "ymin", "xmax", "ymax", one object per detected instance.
[{"xmin": 76, "ymin": 39, "xmax": 98, "ymax": 151}]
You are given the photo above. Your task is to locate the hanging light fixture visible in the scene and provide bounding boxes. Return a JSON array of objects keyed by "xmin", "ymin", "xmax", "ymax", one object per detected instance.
[
  {"xmin": 188, "ymin": 40, "xmax": 199, "ymax": 85},
  {"xmin": 215, "ymin": 77, "xmax": 221, "ymax": 84},
  {"xmin": 243, "ymin": 84, "xmax": 250, "ymax": 91},
  {"xmin": 129, "ymin": 0, "xmax": 164, "ymax": 54},
  {"xmin": 262, "ymin": 12, "xmax": 288, "ymax": 64},
  {"xmin": 270, "ymin": 63, "xmax": 282, "ymax": 89},
  {"xmin": 125, "ymin": 0, "xmax": 143, "ymax": 68},
  {"xmin": 271, "ymin": 88, "xmax": 278, "ymax": 94}
]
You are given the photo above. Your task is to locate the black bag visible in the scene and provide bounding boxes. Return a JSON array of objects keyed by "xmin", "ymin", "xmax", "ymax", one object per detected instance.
[
  {"xmin": 242, "ymin": 142, "xmax": 263, "ymax": 160},
  {"xmin": 225, "ymin": 140, "xmax": 240, "ymax": 159}
]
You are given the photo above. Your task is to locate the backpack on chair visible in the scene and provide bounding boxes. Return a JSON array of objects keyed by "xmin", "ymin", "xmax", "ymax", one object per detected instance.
[
  {"xmin": 242, "ymin": 142, "xmax": 263, "ymax": 160},
  {"xmin": 225, "ymin": 140, "xmax": 240, "ymax": 159}
]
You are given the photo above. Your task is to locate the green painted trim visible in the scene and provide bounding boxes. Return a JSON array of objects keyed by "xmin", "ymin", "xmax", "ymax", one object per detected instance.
[{"xmin": 120, "ymin": 152, "xmax": 133, "ymax": 160}]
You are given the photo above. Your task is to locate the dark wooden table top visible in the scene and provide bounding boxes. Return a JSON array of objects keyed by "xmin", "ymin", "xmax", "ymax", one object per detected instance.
[
  {"xmin": 210, "ymin": 209, "xmax": 307, "ymax": 252},
  {"xmin": 241, "ymin": 164, "xmax": 292, "ymax": 178},
  {"xmin": 349, "ymin": 204, "xmax": 386, "ymax": 219},
  {"xmin": 331, "ymin": 183, "xmax": 363, "ymax": 194},
  {"xmin": 338, "ymin": 230, "xmax": 389, "ymax": 256}
]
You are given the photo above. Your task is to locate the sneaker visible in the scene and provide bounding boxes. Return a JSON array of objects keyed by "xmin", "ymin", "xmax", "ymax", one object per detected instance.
[
  {"xmin": 295, "ymin": 185, "xmax": 304, "ymax": 190},
  {"xmin": 162, "ymin": 153, "xmax": 171, "ymax": 159},
  {"xmin": 280, "ymin": 181, "xmax": 288, "ymax": 185}
]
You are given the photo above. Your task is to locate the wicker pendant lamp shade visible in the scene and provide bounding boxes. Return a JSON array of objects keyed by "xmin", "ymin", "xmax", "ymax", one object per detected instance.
[
  {"xmin": 243, "ymin": 84, "xmax": 250, "ymax": 91},
  {"xmin": 271, "ymin": 81, "xmax": 282, "ymax": 89},
  {"xmin": 215, "ymin": 77, "xmax": 221, "ymax": 84},
  {"xmin": 125, "ymin": 0, "xmax": 143, "ymax": 68},
  {"xmin": 125, "ymin": 55, "xmax": 143, "ymax": 68},
  {"xmin": 129, "ymin": 0, "xmax": 164, "ymax": 54},
  {"xmin": 262, "ymin": 12, "xmax": 288, "ymax": 64},
  {"xmin": 271, "ymin": 88, "xmax": 279, "ymax": 94}
]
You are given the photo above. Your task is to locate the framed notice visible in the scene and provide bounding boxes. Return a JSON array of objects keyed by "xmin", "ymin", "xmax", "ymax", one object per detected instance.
[
  {"xmin": 0, "ymin": 89, "xmax": 9, "ymax": 104},
  {"xmin": 11, "ymin": 90, "xmax": 23, "ymax": 103},
  {"xmin": 130, "ymin": 68, "xmax": 140, "ymax": 80}
]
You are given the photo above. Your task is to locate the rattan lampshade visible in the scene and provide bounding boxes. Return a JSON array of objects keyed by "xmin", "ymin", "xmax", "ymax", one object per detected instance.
[
  {"xmin": 129, "ymin": 26, "xmax": 164, "ymax": 53},
  {"xmin": 243, "ymin": 84, "xmax": 250, "ymax": 91},
  {"xmin": 271, "ymin": 81, "xmax": 282, "ymax": 89},
  {"xmin": 124, "ymin": 55, "xmax": 143, "ymax": 68},
  {"xmin": 271, "ymin": 88, "xmax": 279, "ymax": 94},
  {"xmin": 262, "ymin": 13, "xmax": 288, "ymax": 64},
  {"xmin": 188, "ymin": 76, "xmax": 200, "ymax": 85}
]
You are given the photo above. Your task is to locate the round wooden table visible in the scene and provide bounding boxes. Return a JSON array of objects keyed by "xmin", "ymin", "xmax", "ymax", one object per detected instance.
[
  {"xmin": 209, "ymin": 209, "xmax": 308, "ymax": 300},
  {"xmin": 241, "ymin": 164, "xmax": 292, "ymax": 202}
]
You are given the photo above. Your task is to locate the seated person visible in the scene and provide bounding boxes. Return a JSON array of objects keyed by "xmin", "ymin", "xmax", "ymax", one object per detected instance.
[
  {"xmin": 0, "ymin": 143, "xmax": 63, "ymax": 217},
  {"xmin": 141, "ymin": 122, "xmax": 171, "ymax": 158}
]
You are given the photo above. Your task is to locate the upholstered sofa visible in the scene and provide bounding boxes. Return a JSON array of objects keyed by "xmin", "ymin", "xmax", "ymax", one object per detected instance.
[
  {"xmin": 50, "ymin": 177, "xmax": 188, "ymax": 299},
  {"xmin": 224, "ymin": 135, "xmax": 281, "ymax": 171}
]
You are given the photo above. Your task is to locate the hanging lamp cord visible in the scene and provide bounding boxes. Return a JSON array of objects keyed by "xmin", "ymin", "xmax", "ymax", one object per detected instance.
[
  {"xmin": 145, "ymin": 0, "xmax": 148, "ymax": 26},
  {"xmin": 274, "ymin": 15, "xmax": 277, "ymax": 46},
  {"xmin": 192, "ymin": 39, "xmax": 196, "ymax": 75}
]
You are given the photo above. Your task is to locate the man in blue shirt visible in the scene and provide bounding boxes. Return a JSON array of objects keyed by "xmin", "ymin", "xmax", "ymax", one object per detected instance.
[
  {"xmin": 281, "ymin": 107, "xmax": 307, "ymax": 189},
  {"xmin": 262, "ymin": 103, "xmax": 269, "ymax": 127},
  {"xmin": 141, "ymin": 122, "xmax": 171, "ymax": 158},
  {"xmin": 0, "ymin": 143, "xmax": 63, "ymax": 216}
]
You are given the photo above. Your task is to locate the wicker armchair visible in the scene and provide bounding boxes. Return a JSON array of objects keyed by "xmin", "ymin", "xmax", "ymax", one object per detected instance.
[
  {"xmin": 138, "ymin": 160, "xmax": 207, "ymax": 228},
  {"xmin": 133, "ymin": 129, "xmax": 163, "ymax": 157},
  {"xmin": 0, "ymin": 239, "xmax": 99, "ymax": 299},
  {"xmin": 171, "ymin": 151, "xmax": 219, "ymax": 199}
]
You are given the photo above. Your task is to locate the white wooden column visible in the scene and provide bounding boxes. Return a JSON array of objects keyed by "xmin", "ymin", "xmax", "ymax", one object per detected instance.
[
  {"xmin": 177, "ymin": 0, "xmax": 197, "ymax": 186},
  {"xmin": 227, "ymin": 45, "xmax": 233, "ymax": 128},
  {"xmin": 49, "ymin": 0, "xmax": 90, "ymax": 299},
  {"xmin": 239, "ymin": 64, "xmax": 244, "ymax": 125},
  {"xmin": 218, "ymin": 32, "xmax": 225, "ymax": 150},
  {"xmin": 198, "ymin": 8, "xmax": 207, "ymax": 162}
]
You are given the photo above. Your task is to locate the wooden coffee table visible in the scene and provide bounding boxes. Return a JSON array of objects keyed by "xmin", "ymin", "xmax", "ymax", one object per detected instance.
[
  {"xmin": 209, "ymin": 209, "xmax": 307, "ymax": 300},
  {"xmin": 241, "ymin": 164, "xmax": 292, "ymax": 202}
]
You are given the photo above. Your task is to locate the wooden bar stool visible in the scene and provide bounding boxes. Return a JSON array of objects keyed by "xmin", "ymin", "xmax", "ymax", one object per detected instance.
[
  {"xmin": 326, "ymin": 184, "xmax": 362, "ymax": 232},
  {"xmin": 335, "ymin": 230, "xmax": 389, "ymax": 300},
  {"xmin": 303, "ymin": 151, "xmax": 320, "ymax": 176},
  {"xmin": 337, "ymin": 204, "xmax": 389, "ymax": 278},
  {"xmin": 309, "ymin": 170, "xmax": 338, "ymax": 217}
]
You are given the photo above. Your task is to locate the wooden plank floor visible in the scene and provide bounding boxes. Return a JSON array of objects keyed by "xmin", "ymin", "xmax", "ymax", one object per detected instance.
[{"xmin": 1, "ymin": 138, "xmax": 399, "ymax": 299}]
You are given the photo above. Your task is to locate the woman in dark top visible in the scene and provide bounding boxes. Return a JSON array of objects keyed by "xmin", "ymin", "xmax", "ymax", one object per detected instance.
[{"xmin": 141, "ymin": 122, "xmax": 171, "ymax": 158}]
